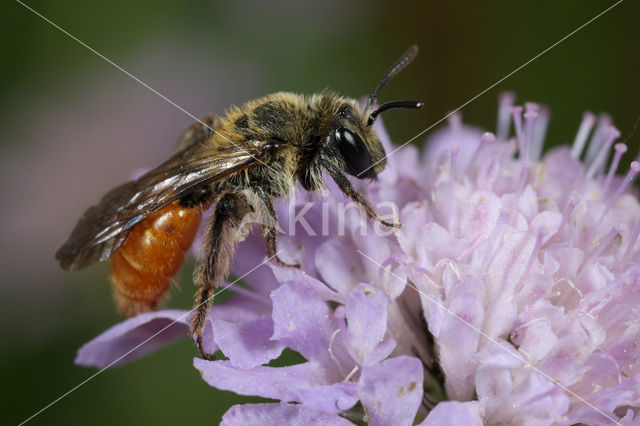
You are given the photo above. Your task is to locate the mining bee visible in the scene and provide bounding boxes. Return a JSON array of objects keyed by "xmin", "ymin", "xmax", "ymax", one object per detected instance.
[{"xmin": 56, "ymin": 46, "xmax": 422, "ymax": 359}]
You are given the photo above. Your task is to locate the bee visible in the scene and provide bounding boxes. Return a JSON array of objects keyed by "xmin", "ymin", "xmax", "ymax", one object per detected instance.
[{"xmin": 56, "ymin": 46, "xmax": 422, "ymax": 359}]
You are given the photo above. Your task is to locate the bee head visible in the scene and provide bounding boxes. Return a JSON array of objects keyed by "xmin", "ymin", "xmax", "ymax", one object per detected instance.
[{"xmin": 326, "ymin": 45, "xmax": 422, "ymax": 180}]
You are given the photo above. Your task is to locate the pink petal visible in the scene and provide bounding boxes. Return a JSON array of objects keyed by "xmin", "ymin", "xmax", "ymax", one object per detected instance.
[
  {"xmin": 316, "ymin": 239, "xmax": 366, "ymax": 296},
  {"xmin": 195, "ymin": 360, "xmax": 358, "ymax": 413},
  {"xmin": 76, "ymin": 310, "xmax": 192, "ymax": 368},
  {"xmin": 213, "ymin": 318, "xmax": 285, "ymax": 369},
  {"xmin": 358, "ymin": 356, "xmax": 423, "ymax": 426},
  {"xmin": 221, "ymin": 403, "xmax": 353, "ymax": 426},
  {"xmin": 419, "ymin": 401, "xmax": 483, "ymax": 426}
]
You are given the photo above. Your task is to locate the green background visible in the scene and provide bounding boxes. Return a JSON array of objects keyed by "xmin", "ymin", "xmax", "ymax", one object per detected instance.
[{"xmin": 2, "ymin": 1, "xmax": 639, "ymax": 424}]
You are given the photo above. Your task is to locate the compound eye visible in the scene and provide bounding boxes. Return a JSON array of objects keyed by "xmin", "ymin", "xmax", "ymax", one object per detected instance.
[{"xmin": 335, "ymin": 128, "xmax": 375, "ymax": 178}]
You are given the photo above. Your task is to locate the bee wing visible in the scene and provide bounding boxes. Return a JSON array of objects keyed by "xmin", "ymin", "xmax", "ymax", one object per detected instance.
[{"xmin": 56, "ymin": 138, "xmax": 271, "ymax": 270}]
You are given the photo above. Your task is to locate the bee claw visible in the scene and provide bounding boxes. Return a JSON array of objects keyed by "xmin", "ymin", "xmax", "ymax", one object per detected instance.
[
  {"xmin": 381, "ymin": 220, "xmax": 402, "ymax": 228},
  {"xmin": 196, "ymin": 336, "xmax": 217, "ymax": 361},
  {"xmin": 274, "ymin": 256, "xmax": 301, "ymax": 268}
]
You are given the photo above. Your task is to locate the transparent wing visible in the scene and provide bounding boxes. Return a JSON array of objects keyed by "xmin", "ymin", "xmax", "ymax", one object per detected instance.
[{"xmin": 56, "ymin": 137, "xmax": 270, "ymax": 270}]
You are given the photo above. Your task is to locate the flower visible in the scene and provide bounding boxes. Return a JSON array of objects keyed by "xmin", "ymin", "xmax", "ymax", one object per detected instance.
[{"xmin": 78, "ymin": 93, "xmax": 640, "ymax": 425}]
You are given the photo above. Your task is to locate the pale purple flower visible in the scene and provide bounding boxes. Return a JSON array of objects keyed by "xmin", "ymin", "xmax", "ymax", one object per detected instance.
[{"xmin": 78, "ymin": 93, "xmax": 640, "ymax": 425}]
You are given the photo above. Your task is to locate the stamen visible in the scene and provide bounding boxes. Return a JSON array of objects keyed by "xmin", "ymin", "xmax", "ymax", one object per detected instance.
[
  {"xmin": 585, "ymin": 161, "xmax": 639, "ymax": 248},
  {"xmin": 584, "ymin": 126, "xmax": 620, "ymax": 181},
  {"xmin": 480, "ymin": 212, "xmax": 509, "ymax": 276},
  {"xmin": 524, "ymin": 102, "xmax": 540, "ymax": 114},
  {"xmin": 228, "ymin": 285, "xmax": 272, "ymax": 306},
  {"xmin": 584, "ymin": 114, "xmax": 612, "ymax": 167},
  {"xmin": 449, "ymin": 147, "xmax": 459, "ymax": 181},
  {"xmin": 517, "ymin": 317, "xmax": 546, "ymax": 330},
  {"xmin": 344, "ymin": 365, "xmax": 359, "ymax": 383},
  {"xmin": 497, "ymin": 92, "xmax": 515, "ymax": 141},
  {"xmin": 511, "ymin": 106, "xmax": 524, "ymax": 156},
  {"xmin": 563, "ymin": 192, "xmax": 581, "ymax": 248},
  {"xmin": 448, "ymin": 111, "xmax": 462, "ymax": 133},
  {"xmin": 518, "ymin": 232, "xmax": 543, "ymax": 289},
  {"xmin": 602, "ymin": 143, "xmax": 628, "ymax": 196},
  {"xmin": 580, "ymin": 225, "xmax": 623, "ymax": 273},
  {"xmin": 522, "ymin": 108, "xmax": 538, "ymax": 163},
  {"xmin": 570, "ymin": 112, "xmax": 596, "ymax": 159},
  {"xmin": 468, "ymin": 132, "xmax": 496, "ymax": 170},
  {"xmin": 482, "ymin": 131, "xmax": 497, "ymax": 144},
  {"xmin": 564, "ymin": 191, "xmax": 581, "ymax": 219},
  {"xmin": 557, "ymin": 277, "xmax": 583, "ymax": 299},
  {"xmin": 597, "ymin": 161, "xmax": 640, "ymax": 227},
  {"xmin": 328, "ymin": 329, "xmax": 346, "ymax": 376},
  {"xmin": 517, "ymin": 164, "xmax": 531, "ymax": 195},
  {"xmin": 624, "ymin": 214, "xmax": 640, "ymax": 261},
  {"xmin": 530, "ymin": 107, "xmax": 549, "ymax": 161}
]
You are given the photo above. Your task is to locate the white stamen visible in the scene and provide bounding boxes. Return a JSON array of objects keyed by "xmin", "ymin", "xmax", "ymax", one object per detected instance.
[
  {"xmin": 228, "ymin": 285, "xmax": 272, "ymax": 306},
  {"xmin": 480, "ymin": 212, "xmax": 509, "ymax": 276},
  {"xmin": 511, "ymin": 106, "xmax": 524, "ymax": 157},
  {"xmin": 522, "ymin": 109, "xmax": 538, "ymax": 163},
  {"xmin": 448, "ymin": 111, "xmax": 462, "ymax": 133},
  {"xmin": 584, "ymin": 126, "xmax": 620, "ymax": 181},
  {"xmin": 584, "ymin": 114, "xmax": 612, "ymax": 167},
  {"xmin": 518, "ymin": 233, "xmax": 543, "ymax": 289},
  {"xmin": 517, "ymin": 164, "xmax": 531, "ymax": 195},
  {"xmin": 450, "ymin": 147, "xmax": 459, "ymax": 181},
  {"xmin": 328, "ymin": 328, "xmax": 346, "ymax": 376},
  {"xmin": 596, "ymin": 161, "xmax": 640, "ymax": 226},
  {"xmin": 563, "ymin": 192, "xmax": 581, "ymax": 248},
  {"xmin": 530, "ymin": 107, "xmax": 549, "ymax": 161},
  {"xmin": 564, "ymin": 191, "xmax": 581, "ymax": 220},
  {"xmin": 497, "ymin": 92, "xmax": 515, "ymax": 141},
  {"xmin": 624, "ymin": 214, "xmax": 640, "ymax": 260},
  {"xmin": 469, "ymin": 132, "xmax": 496, "ymax": 170},
  {"xmin": 571, "ymin": 111, "xmax": 596, "ymax": 159},
  {"xmin": 602, "ymin": 143, "xmax": 628, "ymax": 196},
  {"xmin": 581, "ymin": 225, "xmax": 623, "ymax": 273},
  {"xmin": 344, "ymin": 365, "xmax": 359, "ymax": 383},
  {"xmin": 555, "ymin": 277, "xmax": 583, "ymax": 299},
  {"xmin": 524, "ymin": 102, "xmax": 540, "ymax": 113}
]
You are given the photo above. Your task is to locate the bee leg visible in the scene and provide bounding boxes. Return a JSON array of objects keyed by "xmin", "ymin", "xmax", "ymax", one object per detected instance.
[
  {"xmin": 192, "ymin": 191, "xmax": 253, "ymax": 360},
  {"xmin": 320, "ymin": 159, "xmax": 401, "ymax": 228},
  {"xmin": 263, "ymin": 225, "xmax": 301, "ymax": 268},
  {"xmin": 192, "ymin": 286, "xmax": 216, "ymax": 361},
  {"xmin": 254, "ymin": 186, "xmax": 300, "ymax": 268}
]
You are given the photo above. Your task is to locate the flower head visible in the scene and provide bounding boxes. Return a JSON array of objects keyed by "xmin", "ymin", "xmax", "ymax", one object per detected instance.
[{"xmin": 78, "ymin": 93, "xmax": 640, "ymax": 425}]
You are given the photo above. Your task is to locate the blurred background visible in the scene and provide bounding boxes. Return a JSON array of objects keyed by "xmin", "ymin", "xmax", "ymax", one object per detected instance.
[{"xmin": 2, "ymin": 0, "xmax": 639, "ymax": 424}]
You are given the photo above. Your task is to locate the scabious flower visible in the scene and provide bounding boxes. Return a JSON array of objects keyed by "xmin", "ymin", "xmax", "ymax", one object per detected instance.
[{"xmin": 77, "ymin": 93, "xmax": 640, "ymax": 425}]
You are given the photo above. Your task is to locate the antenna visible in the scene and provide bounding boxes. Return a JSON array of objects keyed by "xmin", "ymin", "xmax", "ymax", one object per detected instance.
[{"xmin": 367, "ymin": 45, "xmax": 419, "ymax": 109}]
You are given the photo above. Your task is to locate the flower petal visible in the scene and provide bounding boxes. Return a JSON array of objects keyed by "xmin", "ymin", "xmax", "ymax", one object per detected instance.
[
  {"xmin": 460, "ymin": 190, "xmax": 501, "ymax": 239},
  {"xmin": 426, "ymin": 280, "xmax": 484, "ymax": 401},
  {"xmin": 345, "ymin": 283, "xmax": 390, "ymax": 366},
  {"xmin": 195, "ymin": 360, "xmax": 326, "ymax": 400},
  {"xmin": 271, "ymin": 264, "xmax": 344, "ymax": 303},
  {"xmin": 76, "ymin": 310, "xmax": 192, "ymax": 368},
  {"xmin": 423, "ymin": 120, "xmax": 483, "ymax": 172},
  {"xmin": 221, "ymin": 403, "xmax": 353, "ymax": 426},
  {"xmin": 230, "ymin": 232, "xmax": 279, "ymax": 294},
  {"xmin": 316, "ymin": 239, "xmax": 366, "ymax": 296},
  {"xmin": 295, "ymin": 382, "xmax": 359, "ymax": 414},
  {"xmin": 213, "ymin": 318, "xmax": 285, "ymax": 369},
  {"xmin": 358, "ymin": 356, "xmax": 423, "ymax": 426},
  {"xmin": 270, "ymin": 282, "xmax": 337, "ymax": 370},
  {"xmin": 485, "ymin": 372, "xmax": 570, "ymax": 425},
  {"xmin": 194, "ymin": 359, "xmax": 358, "ymax": 413},
  {"xmin": 419, "ymin": 401, "xmax": 483, "ymax": 426}
]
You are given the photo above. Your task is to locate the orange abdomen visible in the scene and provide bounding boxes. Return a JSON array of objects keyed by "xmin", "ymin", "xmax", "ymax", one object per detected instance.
[{"xmin": 110, "ymin": 202, "xmax": 202, "ymax": 316}]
